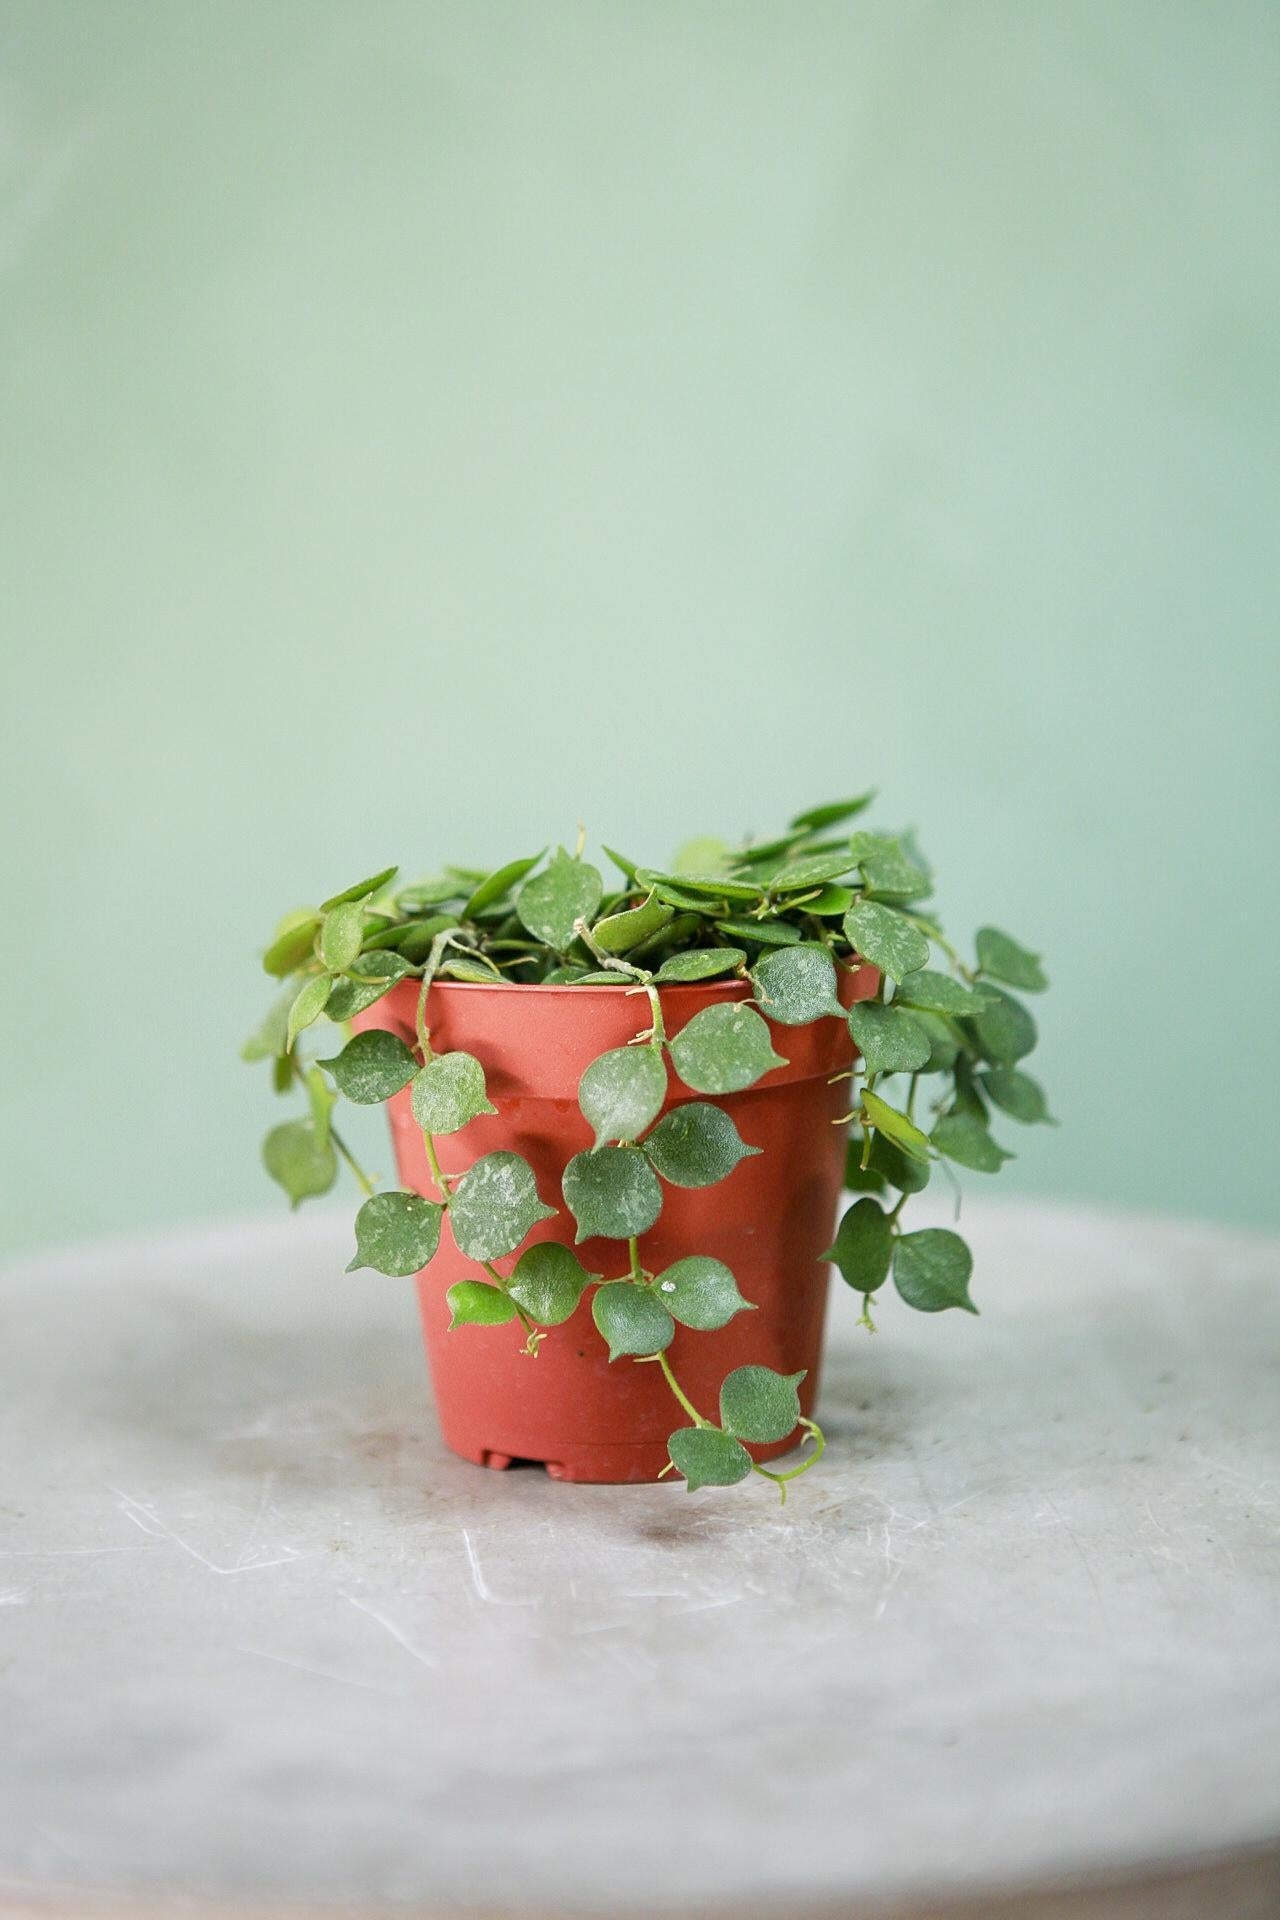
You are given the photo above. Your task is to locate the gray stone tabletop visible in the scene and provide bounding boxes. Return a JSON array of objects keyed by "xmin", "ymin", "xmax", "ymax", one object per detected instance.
[{"xmin": 1, "ymin": 1197, "xmax": 1278, "ymax": 1919}]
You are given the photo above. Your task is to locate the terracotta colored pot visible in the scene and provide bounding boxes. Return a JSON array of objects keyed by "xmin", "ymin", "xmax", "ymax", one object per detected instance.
[{"xmin": 354, "ymin": 964, "xmax": 878, "ymax": 1483}]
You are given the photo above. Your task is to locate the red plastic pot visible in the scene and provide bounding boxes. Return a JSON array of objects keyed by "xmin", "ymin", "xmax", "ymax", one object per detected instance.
[{"xmin": 354, "ymin": 964, "xmax": 878, "ymax": 1483}]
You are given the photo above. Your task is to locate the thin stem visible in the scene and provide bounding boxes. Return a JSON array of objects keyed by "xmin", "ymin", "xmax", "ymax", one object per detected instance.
[
  {"xmin": 331, "ymin": 1125, "xmax": 376, "ymax": 1198},
  {"xmin": 627, "ymin": 1236, "xmax": 644, "ymax": 1282},
  {"xmin": 751, "ymin": 1419, "xmax": 826, "ymax": 1503},
  {"xmin": 655, "ymin": 1349, "xmax": 707, "ymax": 1428},
  {"xmin": 421, "ymin": 1131, "xmax": 453, "ymax": 1203}
]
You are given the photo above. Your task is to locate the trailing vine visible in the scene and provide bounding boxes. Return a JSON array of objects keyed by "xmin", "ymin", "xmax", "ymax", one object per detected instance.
[{"xmin": 244, "ymin": 796, "xmax": 1053, "ymax": 1495}]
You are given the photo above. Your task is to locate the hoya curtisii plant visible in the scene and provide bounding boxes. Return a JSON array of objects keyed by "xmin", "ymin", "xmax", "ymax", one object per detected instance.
[{"xmin": 244, "ymin": 796, "xmax": 1052, "ymax": 1496}]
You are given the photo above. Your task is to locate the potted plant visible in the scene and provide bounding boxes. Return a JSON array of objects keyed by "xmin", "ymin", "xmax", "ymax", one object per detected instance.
[{"xmin": 244, "ymin": 797, "xmax": 1052, "ymax": 1495}]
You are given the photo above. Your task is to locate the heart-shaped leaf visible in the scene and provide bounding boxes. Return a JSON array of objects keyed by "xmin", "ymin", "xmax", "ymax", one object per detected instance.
[
  {"xmin": 346, "ymin": 1190, "xmax": 443, "ymax": 1275},
  {"xmin": 750, "ymin": 944, "xmax": 844, "ymax": 1025},
  {"xmin": 590, "ymin": 894, "xmax": 675, "ymax": 953},
  {"xmin": 319, "ymin": 902, "xmax": 364, "ymax": 973},
  {"xmin": 517, "ymin": 849, "xmax": 604, "ymax": 951},
  {"xmin": 578, "ymin": 1044, "xmax": 668, "ymax": 1147},
  {"xmin": 563, "ymin": 1146, "xmax": 663, "ymax": 1242},
  {"xmin": 861, "ymin": 1089, "xmax": 931, "ymax": 1161},
  {"xmin": 591, "ymin": 1281, "xmax": 675, "ymax": 1359},
  {"xmin": 979, "ymin": 1066, "xmax": 1056, "ymax": 1125},
  {"xmin": 976, "ymin": 926, "xmax": 1048, "ymax": 993},
  {"xmin": 931, "ymin": 1111, "xmax": 1014, "ymax": 1173},
  {"xmin": 321, "ymin": 1029, "xmax": 418, "ymax": 1104},
  {"xmin": 667, "ymin": 1425, "xmax": 753, "ymax": 1491},
  {"xmin": 769, "ymin": 852, "xmax": 860, "ymax": 893},
  {"xmin": 286, "ymin": 973, "xmax": 333, "ymax": 1051},
  {"xmin": 446, "ymin": 1280, "xmax": 518, "ymax": 1329},
  {"xmin": 508, "ymin": 1243, "xmax": 599, "ymax": 1325},
  {"xmin": 450, "ymin": 1151, "xmax": 556, "ymax": 1261},
  {"xmin": 263, "ymin": 912, "xmax": 321, "ymax": 978},
  {"xmin": 970, "ymin": 987, "xmax": 1038, "ymax": 1065},
  {"xmin": 643, "ymin": 1101, "xmax": 759, "ymax": 1187},
  {"xmin": 262, "ymin": 1119, "xmax": 337, "ymax": 1207},
  {"xmin": 719, "ymin": 1365, "xmax": 805, "ymax": 1444},
  {"xmin": 848, "ymin": 833, "xmax": 931, "ymax": 899},
  {"xmin": 654, "ymin": 948, "xmax": 746, "ymax": 983},
  {"xmin": 893, "ymin": 1228, "xmax": 977, "ymax": 1314},
  {"xmin": 843, "ymin": 900, "xmax": 929, "ymax": 982},
  {"xmin": 823, "ymin": 1197, "xmax": 893, "ymax": 1293},
  {"xmin": 895, "ymin": 969, "xmax": 991, "ymax": 1018},
  {"xmin": 669, "ymin": 1003, "xmax": 786, "ymax": 1094},
  {"xmin": 324, "ymin": 951, "xmax": 415, "ymax": 1020},
  {"xmin": 655, "ymin": 1256, "xmax": 754, "ymax": 1330},
  {"xmin": 847, "ymin": 1001, "xmax": 932, "ymax": 1075},
  {"xmin": 410, "ymin": 1051, "xmax": 497, "ymax": 1134}
]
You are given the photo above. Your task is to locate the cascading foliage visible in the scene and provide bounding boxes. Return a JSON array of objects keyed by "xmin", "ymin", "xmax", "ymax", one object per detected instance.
[{"xmin": 244, "ymin": 794, "xmax": 1052, "ymax": 1496}]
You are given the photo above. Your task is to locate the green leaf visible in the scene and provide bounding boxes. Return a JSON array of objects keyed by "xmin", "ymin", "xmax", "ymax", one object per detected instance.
[
  {"xmin": 563, "ymin": 1146, "xmax": 663, "ymax": 1242},
  {"xmin": 719, "ymin": 1365, "xmax": 805, "ymax": 1444},
  {"xmin": 769, "ymin": 851, "xmax": 859, "ymax": 893},
  {"xmin": 516, "ymin": 849, "xmax": 604, "ymax": 950},
  {"xmin": 393, "ymin": 916, "xmax": 462, "ymax": 963},
  {"xmin": 789, "ymin": 793, "xmax": 876, "ymax": 832},
  {"xmin": 446, "ymin": 1280, "xmax": 518, "ymax": 1329},
  {"xmin": 667, "ymin": 1425, "xmax": 753, "ymax": 1491},
  {"xmin": 602, "ymin": 844, "xmax": 639, "ymax": 882},
  {"xmin": 318, "ymin": 903, "xmax": 364, "ymax": 974},
  {"xmin": 321, "ymin": 1029, "xmax": 418, "ymax": 1104},
  {"xmin": 439, "ymin": 955, "xmax": 506, "ymax": 983},
  {"xmin": 639, "ymin": 869, "xmax": 764, "ymax": 904},
  {"xmin": 847, "ymin": 1131, "xmax": 931, "ymax": 1193},
  {"xmin": 590, "ymin": 894, "xmax": 675, "ymax": 953},
  {"xmin": 847, "ymin": 1001, "xmax": 932, "ymax": 1075},
  {"xmin": 910, "ymin": 1009, "xmax": 961, "ymax": 1074},
  {"xmin": 570, "ymin": 971, "xmax": 632, "ymax": 985},
  {"xmin": 262, "ymin": 911, "xmax": 321, "ymax": 979},
  {"xmin": 643, "ymin": 1101, "xmax": 759, "ymax": 1187},
  {"xmin": 823, "ymin": 1197, "xmax": 893, "ymax": 1293},
  {"xmin": 656, "ymin": 1255, "xmax": 754, "ymax": 1330},
  {"xmin": 714, "ymin": 917, "xmax": 802, "ymax": 947},
  {"xmin": 980, "ymin": 1066, "xmax": 1056, "ymax": 1125},
  {"xmin": 462, "ymin": 852, "xmax": 545, "ymax": 921},
  {"xmin": 895, "ymin": 969, "xmax": 992, "ymax": 1017},
  {"xmin": 931, "ymin": 1111, "xmax": 1014, "ymax": 1173},
  {"xmin": 803, "ymin": 883, "xmax": 856, "ymax": 918},
  {"xmin": 670, "ymin": 1003, "xmax": 786, "ymax": 1094},
  {"xmin": 970, "ymin": 987, "xmax": 1038, "ymax": 1065},
  {"xmin": 848, "ymin": 832, "xmax": 930, "ymax": 898},
  {"xmin": 320, "ymin": 866, "xmax": 398, "ymax": 911},
  {"xmin": 508, "ymin": 1243, "xmax": 598, "ymax": 1325},
  {"xmin": 324, "ymin": 951, "xmax": 415, "ymax": 1021},
  {"xmin": 893, "ymin": 1228, "xmax": 976, "ymax": 1314},
  {"xmin": 286, "ymin": 972, "xmax": 333, "ymax": 1050},
  {"xmin": 842, "ymin": 900, "xmax": 929, "ymax": 982},
  {"xmin": 750, "ymin": 944, "xmax": 844, "ymax": 1025},
  {"xmin": 262, "ymin": 1119, "xmax": 337, "ymax": 1207},
  {"xmin": 591, "ymin": 1281, "xmax": 675, "ymax": 1359},
  {"xmin": 578, "ymin": 1044, "xmax": 668, "ymax": 1147},
  {"xmin": 346, "ymin": 1190, "xmax": 444, "ymax": 1275},
  {"xmin": 242, "ymin": 988, "xmax": 294, "ymax": 1062},
  {"xmin": 976, "ymin": 926, "xmax": 1048, "ymax": 993},
  {"xmin": 409, "ymin": 1050, "xmax": 497, "ymax": 1134},
  {"xmin": 450, "ymin": 1151, "xmax": 556, "ymax": 1261},
  {"xmin": 861, "ymin": 1088, "xmax": 931, "ymax": 1161},
  {"xmin": 654, "ymin": 948, "xmax": 746, "ymax": 982},
  {"xmin": 672, "ymin": 835, "xmax": 732, "ymax": 875},
  {"xmin": 396, "ymin": 875, "xmax": 464, "ymax": 911}
]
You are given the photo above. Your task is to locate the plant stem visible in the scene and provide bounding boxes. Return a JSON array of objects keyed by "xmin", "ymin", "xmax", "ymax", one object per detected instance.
[
  {"xmin": 331, "ymin": 1125, "xmax": 376, "ymax": 1197},
  {"xmin": 655, "ymin": 1349, "xmax": 706, "ymax": 1428},
  {"xmin": 751, "ymin": 1418, "xmax": 826, "ymax": 1501},
  {"xmin": 422, "ymin": 1130, "xmax": 452, "ymax": 1203}
]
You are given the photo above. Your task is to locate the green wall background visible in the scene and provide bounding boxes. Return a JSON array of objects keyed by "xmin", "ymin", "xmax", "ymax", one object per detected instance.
[{"xmin": 3, "ymin": 2, "xmax": 1277, "ymax": 1253}]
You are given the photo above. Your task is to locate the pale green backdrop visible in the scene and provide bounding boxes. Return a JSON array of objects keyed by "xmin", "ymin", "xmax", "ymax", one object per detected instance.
[{"xmin": 2, "ymin": 2, "xmax": 1277, "ymax": 1253}]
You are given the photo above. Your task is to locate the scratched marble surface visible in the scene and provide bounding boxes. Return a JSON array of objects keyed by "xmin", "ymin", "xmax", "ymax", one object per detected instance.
[{"xmin": 1, "ymin": 1198, "xmax": 1278, "ymax": 1915}]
